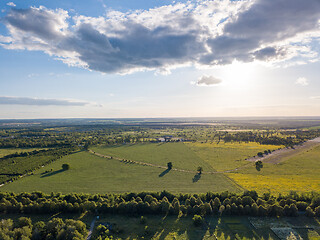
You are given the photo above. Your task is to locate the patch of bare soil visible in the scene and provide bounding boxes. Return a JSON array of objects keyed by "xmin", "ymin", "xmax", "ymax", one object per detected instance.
[{"xmin": 246, "ymin": 137, "xmax": 320, "ymax": 164}]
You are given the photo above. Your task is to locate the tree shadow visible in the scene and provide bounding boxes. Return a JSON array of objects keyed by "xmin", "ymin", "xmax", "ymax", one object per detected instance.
[
  {"xmin": 40, "ymin": 169, "xmax": 65, "ymax": 178},
  {"xmin": 192, "ymin": 173, "xmax": 201, "ymax": 183},
  {"xmin": 255, "ymin": 165, "xmax": 262, "ymax": 171},
  {"xmin": 159, "ymin": 169, "xmax": 171, "ymax": 177}
]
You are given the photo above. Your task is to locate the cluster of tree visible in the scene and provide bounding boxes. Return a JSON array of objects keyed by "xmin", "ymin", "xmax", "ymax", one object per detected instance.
[
  {"xmin": 0, "ymin": 191, "xmax": 319, "ymax": 218},
  {"xmin": 0, "ymin": 217, "xmax": 87, "ymax": 240},
  {"xmin": 221, "ymin": 130, "xmax": 320, "ymax": 146}
]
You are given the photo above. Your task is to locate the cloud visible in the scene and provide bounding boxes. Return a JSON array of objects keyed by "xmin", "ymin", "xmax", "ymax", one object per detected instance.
[
  {"xmin": 295, "ymin": 77, "xmax": 309, "ymax": 86},
  {"xmin": 195, "ymin": 75, "xmax": 222, "ymax": 86},
  {"xmin": 6, "ymin": 2, "xmax": 16, "ymax": 7},
  {"xmin": 0, "ymin": 0, "xmax": 320, "ymax": 74},
  {"xmin": 0, "ymin": 96, "xmax": 97, "ymax": 106}
]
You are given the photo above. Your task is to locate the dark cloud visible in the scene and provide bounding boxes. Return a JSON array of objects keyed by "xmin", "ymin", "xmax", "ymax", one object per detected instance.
[
  {"xmin": 202, "ymin": 0, "xmax": 320, "ymax": 64},
  {"xmin": 1, "ymin": 0, "xmax": 320, "ymax": 74},
  {"xmin": 196, "ymin": 75, "xmax": 222, "ymax": 86},
  {"xmin": 0, "ymin": 96, "xmax": 89, "ymax": 106}
]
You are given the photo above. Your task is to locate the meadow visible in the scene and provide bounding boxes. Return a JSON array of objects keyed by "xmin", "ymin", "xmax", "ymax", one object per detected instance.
[
  {"xmin": 1, "ymin": 140, "xmax": 319, "ymax": 195},
  {"xmin": 0, "ymin": 151, "xmax": 242, "ymax": 194},
  {"xmin": 91, "ymin": 142, "xmax": 213, "ymax": 171}
]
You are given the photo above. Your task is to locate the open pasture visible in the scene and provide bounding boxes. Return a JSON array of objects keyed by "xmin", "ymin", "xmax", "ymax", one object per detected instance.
[
  {"xmin": 0, "ymin": 151, "xmax": 242, "ymax": 194},
  {"xmin": 91, "ymin": 142, "xmax": 213, "ymax": 172}
]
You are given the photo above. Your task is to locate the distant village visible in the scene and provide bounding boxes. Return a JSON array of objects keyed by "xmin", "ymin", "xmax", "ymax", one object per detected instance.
[{"xmin": 153, "ymin": 136, "xmax": 185, "ymax": 142}]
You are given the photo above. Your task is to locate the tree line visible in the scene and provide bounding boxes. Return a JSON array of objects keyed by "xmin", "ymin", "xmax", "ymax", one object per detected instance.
[{"xmin": 0, "ymin": 191, "xmax": 319, "ymax": 218}]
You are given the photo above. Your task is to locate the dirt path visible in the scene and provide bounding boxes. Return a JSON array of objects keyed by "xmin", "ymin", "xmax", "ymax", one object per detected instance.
[
  {"xmin": 86, "ymin": 217, "xmax": 96, "ymax": 240},
  {"xmin": 245, "ymin": 137, "xmax": 320, "ymax": 164}
]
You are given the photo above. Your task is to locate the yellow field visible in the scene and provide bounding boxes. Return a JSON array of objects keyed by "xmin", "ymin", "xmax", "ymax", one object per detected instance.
[
  {"xmin": 227, "ymin": 144, "xmax": 320, "ymax": 194},
  {"xmin": 227, "ymin": 174, "xmax": 320, "ymax": 194}
]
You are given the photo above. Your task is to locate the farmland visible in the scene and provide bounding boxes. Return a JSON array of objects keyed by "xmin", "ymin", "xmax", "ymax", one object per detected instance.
[
  {"xmin": 0, "ymin": 151, "xmax": 242, "ymax": 194},
  {"xmin": 228, "ymin": 144, "xmax": 320, "ymax": 194},
  {"xmin": 1, "ymin": 134, "xmax": 320, "ymax": 194}
]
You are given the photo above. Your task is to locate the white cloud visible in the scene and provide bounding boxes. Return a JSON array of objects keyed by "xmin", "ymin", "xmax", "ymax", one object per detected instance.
[
  {"xmin": 295, "ymin": 77, "xmax": 309, "ymax": 86},
  {"xmin": 195, "ymin": 75, "xmax": 222, "ymax": 86},
  {"xmin": 6, "ymin": 2, "xmax": 16, "ymax": 7},
  {"xmin": 310, "ymin": 96, "xmax": 320, "ymax": 99},
  {"xmin": 0, "ymin": 0, "xmax": 320, "ymax": 74},
  {"xmin": 0, "ymin": 96, "xmax": 100, "ymax": 106}
]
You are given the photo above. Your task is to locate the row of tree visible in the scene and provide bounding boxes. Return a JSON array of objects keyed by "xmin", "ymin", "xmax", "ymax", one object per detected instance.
[{"xmin": 0, "ymin": 191, "xmax": 319, "ymax": 217}]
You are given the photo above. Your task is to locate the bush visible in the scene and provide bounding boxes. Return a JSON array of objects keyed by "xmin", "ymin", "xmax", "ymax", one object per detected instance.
[
  {"xmin": 62, "ymin": 164, "xmax": 70, "ymax": 170},
  {"xmin": 192, "ymin": 215, "xmax": 204, "ymax": 227}
]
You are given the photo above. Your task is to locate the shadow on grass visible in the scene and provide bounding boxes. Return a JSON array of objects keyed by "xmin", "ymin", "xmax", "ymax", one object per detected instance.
[
  {"xmin": 192, "ymin": 173, "xmax": 201, "ymax": 183},
  {"xmin": 159, "ymin": 168, "xmax": 171, "ymax": 177},
  {"xmin": 40, "ymin": 169, "xmax": 65, "ymax": 178}
]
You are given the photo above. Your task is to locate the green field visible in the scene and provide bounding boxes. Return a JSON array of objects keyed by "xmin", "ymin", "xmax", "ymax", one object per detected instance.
[
  {"xmin": 228, "ymin": 144, "xmax": 320, "ymax": 194},
  {"xmin": 2, "ymin": 141, "xmax": 319, "ymax": 195},
  {"xmin": 91, "ymin": 143, "xmax": 213, "ymax": 171},
  {"xmin": 185, "ymin": 142, "xmax": 280, "ymax": 172},
  {"xmin": 0, "ymin": 151, "xmax": 242, "ymax": 194}
]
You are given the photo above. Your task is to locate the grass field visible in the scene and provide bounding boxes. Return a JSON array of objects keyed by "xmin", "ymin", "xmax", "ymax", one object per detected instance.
[
  {"xmin": 228, "ymin": 144, "xmax": 320, "ymax": 194},
  {"xmin": 0, "ymin": 151, "xmax": 242, "ymax": 194},
  {"xmin": 185, "ymin": 142, "xmax": 280, "ymax": 172},
  {"xmin": 2, "ymin": 141, "xmax": 319, "ymax": 195},
  {"xmin": 91, "ymin": 143, "xmax": 213, "ymax": 171}
]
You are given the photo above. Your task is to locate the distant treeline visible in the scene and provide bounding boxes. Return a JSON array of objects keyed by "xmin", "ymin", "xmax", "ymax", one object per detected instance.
[
  {"xmin": 1, "ymin": 191, "xmax": 319, "ymax": 218},
  {"xmin": 221, "ymin": 130, "xmax": 320, "ymax": 146},
  {"xmin": 1, "ymin": 126, "xmax": 319, "ymax": 149}
]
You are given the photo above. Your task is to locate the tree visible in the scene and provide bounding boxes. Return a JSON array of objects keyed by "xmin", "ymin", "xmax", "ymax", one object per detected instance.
[
  {"xmin": 197, "ymin": 166, "xmax": 203, "ymax": 174},
  {"xmin": 255, "ymin": 160, "xmax": 263, "ymax": 171},
  {"xmin": 192, "ymin": 215, "xmax": 203, "ymax": 226},
  {"xmin": 62, "ymin": 164, "xmax": 70, "ymax": 170},
  {"xmin": 167, "ymin": 162, "xmax": 173, "ymax": 169}
]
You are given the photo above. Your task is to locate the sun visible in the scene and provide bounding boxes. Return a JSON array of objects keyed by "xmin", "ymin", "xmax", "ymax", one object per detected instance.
[{"xmin": 220, "ymin": 61, "xmax": 258, "ymax": 88}]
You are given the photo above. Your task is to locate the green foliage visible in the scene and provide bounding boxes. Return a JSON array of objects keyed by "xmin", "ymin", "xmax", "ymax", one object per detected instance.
[
  {"xmin": 62, "ymin": 163, "xmax": 70, "ymax": 170},
  {"xmin": 192, "ymin": 214, "xmax": 203, "ymax": 226},
  {"xmin": 0, "ymin": 191, "xmax": 318, "ymax": 217},
  {"xmin": 0, "ymin": 217, "xmax": 87, "ymax": 240}
]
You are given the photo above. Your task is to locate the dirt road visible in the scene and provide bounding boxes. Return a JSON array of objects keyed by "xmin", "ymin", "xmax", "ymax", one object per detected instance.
[{"xmin": 245, "ymin": 137, "xmax": 320, "ymax": 164}]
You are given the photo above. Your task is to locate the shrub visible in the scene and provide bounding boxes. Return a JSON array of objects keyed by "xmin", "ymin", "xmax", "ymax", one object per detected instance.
[
  {"xmin": 192, "ymin": 215, "xmax": 203, "ymax": 226},
  {"xmin": 62, "ymin": 164, "xmax": 70, "ymax": 170}
]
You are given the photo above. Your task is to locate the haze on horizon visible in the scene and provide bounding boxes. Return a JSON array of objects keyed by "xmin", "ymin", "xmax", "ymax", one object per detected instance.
[{"xmin": 1, "ymin": 0, "xmax": 320, "ymax": 119}]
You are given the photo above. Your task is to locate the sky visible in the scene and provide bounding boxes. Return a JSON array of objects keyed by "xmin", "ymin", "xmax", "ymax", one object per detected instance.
[{"xmin": 0, "ymin": 0, "xmax": 320, "ymax": 119}]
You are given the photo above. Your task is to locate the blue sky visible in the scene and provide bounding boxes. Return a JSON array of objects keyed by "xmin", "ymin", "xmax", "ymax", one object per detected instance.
[{"xmin": 0, "ymin": 0, "xmax": 320, "ymax": 118}]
